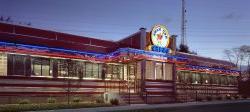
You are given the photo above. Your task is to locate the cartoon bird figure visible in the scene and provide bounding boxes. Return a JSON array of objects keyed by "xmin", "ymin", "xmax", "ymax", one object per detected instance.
[{"xmin": 157, "ymin": 33, "xmax": 163, "ymax": 45}]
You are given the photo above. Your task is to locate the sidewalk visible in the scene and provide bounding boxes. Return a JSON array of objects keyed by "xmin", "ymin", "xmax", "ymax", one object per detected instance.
[{"xmin": 37, "ymin": 100, "xmax": 250, "ymax": 112}]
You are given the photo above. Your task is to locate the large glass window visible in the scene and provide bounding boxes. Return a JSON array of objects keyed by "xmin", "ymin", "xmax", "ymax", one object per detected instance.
[
  {"xmin": 85, "ymin": 62, "xmax": 102, "ymax": 79},
  {"xmin": 75, "ymin": 61, "xmax": 85, "ymax": 79},
  {"xmin": 7, "ymin": 54, "xmax": 29, "ymax": 76},
  {"xmin": 57, "ymin": 59, "xmax": 68, "ymax": 77},
  {"xmin": 165, "ymin": 63, "xmax": 173, "ymax": 80},
  {"xmin": 92, "ymin": 63, "xmax": 100, "ymax": 78},
  {"xmin": 106, "ymin": 64, "xmax": 123, "ymax": 80},
  {"xmin": 85, "ymin": 62, "xmax": 93, "ymax": 78},
  {"xmin": 31, "ymin": 57, "xmax": 51, "ymax": 76},
  {"xmin": 224, "ymin": 75, "xmax": 229, "ymax": 85},
  {"xmin": 145, "ymin": 61, "xmax": 154, "ymax": 79},
  {"xmin": 14, "ymin": 55, "xmax": 26, "ymax": 75},
  {"xmin": 212, "ymin": 74, "xmax": 220, "ymax": 84},
  {"xmin": 220, "ymin": 75, "xmax": 229, "ymax": 85},
  {"xmin": 232, "ymin": 76, "xmax": 238, "ymax": 85},
  {"xmin": 201, "ymin": 73, "xmax": 210, "ymax": 84},
  {"xmin": 184, "ymin": 72, "xmax": 192, "ymax": 84},
  {"xmin": 0, "ymin": 53, "xmax": 7, "ymax": 76},
  {"xmin": 228, "ymin": 76, "xmax": 233, "ymax": 85},
  {"xmin": 177, "ymin": 71, "xmax": 182, "ymax": 83},
  {"xmin": 192, "ymin": 73, "xmax": 201, "ymax": 84},
  {"xmin": 155, "ymin": 62, "xmax": 163, "ymax": 80}
]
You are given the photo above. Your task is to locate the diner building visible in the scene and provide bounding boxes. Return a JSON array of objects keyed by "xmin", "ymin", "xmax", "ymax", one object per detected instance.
[{"xmin": 0, "ymin": 22, "xmax": 240, "ymax": 104}]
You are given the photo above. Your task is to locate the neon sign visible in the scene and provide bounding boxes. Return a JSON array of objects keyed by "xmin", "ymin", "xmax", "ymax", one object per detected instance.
[
  {"xmin": 151, "ymin": 25, "xmax": 170, "ymax": 48},
  {"xmin": 150, "ymin": 25, "xmax": 170, "ymax": 53},
  {"xmin": 151, "ymin": 45, "xmax": 169, "ymax": 53}
]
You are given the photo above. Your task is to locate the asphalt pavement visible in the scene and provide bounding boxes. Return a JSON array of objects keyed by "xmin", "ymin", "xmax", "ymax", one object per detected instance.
[{"xmin": 36, "ymin": 100, "xmax": 250, "ymax": 112}]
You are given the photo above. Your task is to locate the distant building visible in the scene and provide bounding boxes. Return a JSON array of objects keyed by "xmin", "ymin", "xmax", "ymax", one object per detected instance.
[{"xmin": 0, "ymin": 23, "xmax": 240, "ymax": 104}]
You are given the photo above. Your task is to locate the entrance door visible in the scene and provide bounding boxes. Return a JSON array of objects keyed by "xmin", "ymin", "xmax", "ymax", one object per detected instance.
[
  {"xmin": 127, "ymin": 64, "xmax": 136, "ymax": 93},
  {"xmin": 155, "ymin": 62, "xmax": 163, "ymax": 80}
]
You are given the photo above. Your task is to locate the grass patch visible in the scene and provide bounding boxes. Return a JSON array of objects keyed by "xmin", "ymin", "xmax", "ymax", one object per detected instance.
[{"xmin": 0, "ymin": 102, "xmax": 111, "ymax": 112}]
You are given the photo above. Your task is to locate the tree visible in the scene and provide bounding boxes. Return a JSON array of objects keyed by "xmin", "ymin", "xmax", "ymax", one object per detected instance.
[
  {"xmin": 240, "ymin": 45, "xmax": 250, "ymax": 76},
  {"xmin": 224, "ymin": 45, "xmax": 250, "ymax": 78},
  {"xmin": 61, "ymin": 59, "xmax": 82, "ymax": 104},
  {"xmin": 0, "ymin": 16, "xmax": 32, "ymax": 26},
  {"xmin": 224, "ymin": 47, "xmax": 244, "ymax": 68},
  {"xmin": 177, "ymin": 44, "xmax": 198, "ymax": 55},
  {"xmin": 178, "ymin": 44, "xmax": 189, "ymax": 53}
]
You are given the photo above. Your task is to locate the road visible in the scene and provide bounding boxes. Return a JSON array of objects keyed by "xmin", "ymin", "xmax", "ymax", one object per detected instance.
[{"xmin": 38, "ymin": 100, "xmax": 250, "ymax": 112}]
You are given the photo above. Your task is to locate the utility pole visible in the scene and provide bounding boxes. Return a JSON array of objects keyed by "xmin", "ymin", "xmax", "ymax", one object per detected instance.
[{"xmin": 181, "ymin": 0, "xmax": 187, "ymax": 46}]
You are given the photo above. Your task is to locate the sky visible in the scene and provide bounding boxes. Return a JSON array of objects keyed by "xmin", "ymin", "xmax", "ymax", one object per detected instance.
[{"xmin": 0, "ymin": 0, "xmax": 250, "ymax": 60}]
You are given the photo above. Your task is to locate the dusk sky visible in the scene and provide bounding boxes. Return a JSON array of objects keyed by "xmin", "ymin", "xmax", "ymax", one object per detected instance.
[{"xmin": 0, "ymin": 0, "xmax": 250, "ymax": 60}]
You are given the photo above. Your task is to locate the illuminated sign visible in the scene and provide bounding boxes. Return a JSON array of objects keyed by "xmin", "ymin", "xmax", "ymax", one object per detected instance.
[
  {"xmin": 151, "ymin": 25, "xmax": 170, "ymax": 48},
  {"xmin": 151, "ymin": 45, "xmax": 169, "ymax": 53},
  {"xmin": 149, "ymin": 25, "xmax": 170, "ymax": 53}
]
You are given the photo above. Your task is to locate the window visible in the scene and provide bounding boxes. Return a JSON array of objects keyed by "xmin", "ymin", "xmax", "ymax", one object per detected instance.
[
  {"xmin": 75, "ymin": 61, "xmax": 85, "ymax": 79},
  {"xmin": 177, "ymin": 71, "xmax": 186, "ymax": 83},
  {"xmin": 92, "ymin": 63, "xmax": 99, "ymax": 78},
  {"xmin": 7, "ymin": 54, "xmax": 30, "ymax": 76},
  {"xmin": 176, "ymin": 71, "xmax": 181, "ymax": 83},
  {"xmin": 165, "ymin": 63, "xmax": 173, "ymax": 80},
  {"xmin": 85, "ymin": 62, "xmax": 102, "ymax": 79},
  {"xmin": 192, "ymin": 73, "xmax": 201, "ymax": 84},
  {"xmin": 220, "ymin": 75, "xmax": 228, "ymax": 85},
  {"xmin": 224, "ymin": 76, "xmax": 229, "ymax": 85},
  {"xmin": 230, "ymin": 76, "xmax": 238, "ymax": 85},
  {"xmin": 0, "ymin": 53, "xmax": 7, "ymax": 76},
  {"xmin": 155, "ymin": 62, "xmax": 163, "ymax": 80},
  {"xmin": 106, "ymin": 64, "xmax": 123, "ymax": 80},
  {"xmin": 14, "ymin": 55, "xmax": 26, "ymax": 75},
  {"xmin": 57, "ymin": 59, "xmax": 68, "ymax": 77},
  {"xmin": 233, "ymin": 76, "xmax": 238, "ymax": 85},
  {"xmin": 145, "ymin": 61, "xmax": 154, "ymax": 79},
  {"xmin": 86, "ymin": 62, "xmax": 93, "ymax": 78},
  {"xmin": 31, "ymin": 57, "xmax": 51, "ymax": 76},
  {"xmin": 201, "ymin": 73, "xmax": 210, "ymax": 84},
  {"xmin": 212, "ymin": 74, "xmax": 220, "ymax": 84},
  {"xmin": 67, "ymin": 60, "xmax": 81, "ymax": 78},
  {"xmin": 184, "ymin": 72, "xmax": 192, "ymax": 84}
]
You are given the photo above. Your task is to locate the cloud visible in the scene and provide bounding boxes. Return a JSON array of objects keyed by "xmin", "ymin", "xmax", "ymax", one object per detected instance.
[
  {"xmin": 222, "ymin": 12, "xmax": 241, "ymax": 20},
  {"xmin": 165, "ymin": 18, "xmax": 172, "ymax": 23}
]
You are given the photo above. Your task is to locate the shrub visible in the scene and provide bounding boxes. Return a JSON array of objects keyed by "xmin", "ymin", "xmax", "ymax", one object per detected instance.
[
  {"xmin": 226, "ymin": 95, "xmax": 232, "ymax": 100},
  {"xmin": 206, "ymin": 96, "xmax": 212, "ymax": 101},
  {"xmin": 242, "ymin": 95, "xmax": 248, "ymax": 99},
  {"xmin": 0, "ymin": 102, "xmax": 112, "ymax": 112},
  {"xmin": 216, "ymin": 96, "xmax": 222, "ymax": 101},
  {"xmin": 72, "ymin": 97, "xmax": 81, "ymax": 103},
  {"xmin": 47, "ymin": 97, "xmax": 56, "ymax": 103},
  {"xmin": 110, "ymin": 99, "xmax": 119, "ymax": 105},
  {"xmin": 18, "ymin": 99, "xmax": 30, "ymax": 104},
  {"xmin": 234, "ymin": 95, "xmax": 239, "ymax": 100},
  {"xmin": 196, "ymin": 96, "xmax": 203, "ymax": 102},
  {"xmin": 96, "ymin": 97, "xmax": 104, "ymax": 104}
]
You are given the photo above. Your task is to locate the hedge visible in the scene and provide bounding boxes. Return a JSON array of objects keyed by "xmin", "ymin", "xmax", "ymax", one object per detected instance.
[{"xmin": 0, "ymin": 103, "xmax": 111, "ymax": 112}]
